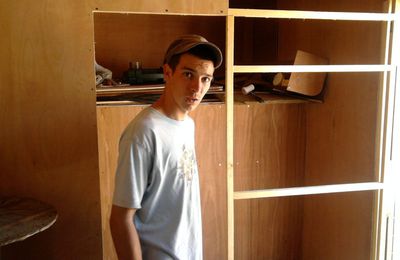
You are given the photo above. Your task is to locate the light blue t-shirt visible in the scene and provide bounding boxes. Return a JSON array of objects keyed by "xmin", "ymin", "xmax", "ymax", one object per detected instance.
[{"xmin": 113, "ymin": 107, "xmax": 203, "ymax": 260}]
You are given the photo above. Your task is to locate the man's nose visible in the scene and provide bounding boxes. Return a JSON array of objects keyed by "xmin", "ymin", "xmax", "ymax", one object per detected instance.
[{"xmin": 190, "ymin": 79, "xmax": 202, "ymax": 93}]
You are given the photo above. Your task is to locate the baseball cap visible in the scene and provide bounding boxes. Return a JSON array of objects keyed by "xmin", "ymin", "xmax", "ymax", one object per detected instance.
[{"xmin": 163, "ymin": 34, "xmax": 223, "ymax": 69}]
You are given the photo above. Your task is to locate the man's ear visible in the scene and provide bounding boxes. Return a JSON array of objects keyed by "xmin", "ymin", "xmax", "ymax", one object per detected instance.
[{"xmin": 163, "ymin": 64, "xmax": 173, "ymax": 81}]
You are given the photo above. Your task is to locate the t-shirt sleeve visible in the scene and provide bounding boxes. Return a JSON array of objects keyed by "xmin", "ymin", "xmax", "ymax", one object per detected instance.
[{"xmin": 112, "ymin": 131, "xmax": 152, "ymax": 209}]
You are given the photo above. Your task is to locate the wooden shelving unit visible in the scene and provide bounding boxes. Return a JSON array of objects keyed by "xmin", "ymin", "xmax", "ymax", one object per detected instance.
[
  {"xmin": 94, "ymin": 1, "xmax": 400, "ymax": 259},
  {"xmin": 225, "ymin": 1, "xmax": 399, "ymax": 259},
  {"xmin": 2, "ymin": 0, "xmax": 399, "ymax": 259}
]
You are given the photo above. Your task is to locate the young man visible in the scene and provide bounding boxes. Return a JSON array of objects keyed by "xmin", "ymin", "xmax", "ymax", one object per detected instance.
[{"xmin": 109, "ymin": 35, "xmax": 223, "ymax": 260}]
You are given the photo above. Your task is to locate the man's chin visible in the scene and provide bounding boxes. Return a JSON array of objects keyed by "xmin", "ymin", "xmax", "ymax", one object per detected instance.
[{"xmin": 186, "ymin": 103, "xmax": 200, "ymax": 113}]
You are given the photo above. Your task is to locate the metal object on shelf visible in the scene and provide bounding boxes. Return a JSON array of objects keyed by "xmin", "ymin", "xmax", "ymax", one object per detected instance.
[
  {"xmin": 241, "ymin": 84, "xmax": 265, "ymax": 103},
  {"xmin": 122, "ymin": 62, "xmax": 164, "ymax": 85}
]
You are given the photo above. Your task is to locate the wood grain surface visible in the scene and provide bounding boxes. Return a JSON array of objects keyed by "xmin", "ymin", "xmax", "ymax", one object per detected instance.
[
  {"xmin": 277, "ymin": 1, "xmax": 383, "ymax": 259},
  {"xmin": 94, "ymin": 13, "xmax": 226, "ymax": 80},
  {"xmin": 233, "ymin": 102, "xmax": 306, "ymax": 259},
  {"xmin": 97, "ymin": 104, "xmax": 227, "ymax": 260},
  {"xmin": 0, "ymin": 0, "xmax": 227, "ymax": 259}
]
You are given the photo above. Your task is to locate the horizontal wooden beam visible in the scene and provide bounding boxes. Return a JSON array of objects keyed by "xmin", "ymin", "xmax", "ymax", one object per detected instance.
[
  {"xmin": 234, "ymin": 65, "xmax": 394, "ymax": 73},
  {"xmin": 93, "ymin": 10, "xmax": 225, "ymax": 16},
  {"xmin": 228, "ymin": 8, "xmax": 395, "ymax": 21},
  {"xmin": 234, "ymin": 182, "xmax": 385, "ymax": 200}
]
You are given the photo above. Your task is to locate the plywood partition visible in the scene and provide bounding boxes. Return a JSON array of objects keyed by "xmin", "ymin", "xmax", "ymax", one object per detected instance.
[
  {"xmin": 302, "ymin": 191, "xmax": 376, "ymax": 260},
  {"xmin": 234, "ymin": 18, "xmax": 279, "ymax": 65},
  {"xmin": 191, "ymin": 105, "xmax": 228, "ymax": 260},
  {"xmin": 2, "ymin": 0, "xmax": 395, "ymax": 259},
  {"xmin": 232, "ymin": 0, "xmax": 389, "ymax": 12},
  {"xmin": 234, "ymin": 103, "xmax": 306, "ymax": 191},
  {"xmin": 274, "ymin": 0, "xmax": 386, "ymax": 259},
  {"xmin": 94, "ymin": 13, "xmax": 226, "ymax": 80},
  {"xmin": 226, "ymin": 0, "xmax": 393, "ymax": 259},
  {"xmin": 233, "ymin": 103, "xmax": 306, "ymax": 259},
  {"xmin": 97, "ymin": 106, "xmax": 146, "ymax": 259},
  {"xmin": 277, "ymin": 19, "xmax": 385, "ymax": 66},
  {"xmin": 304, "ymin": 73, "xmax": 380, "ymax": 185},
  {"xmin": 297, "ymin": 18, "xmax": 381, "ymax": 260},
  {"xmin": 235, "ymin": 197, "xmax": 303, "ymax": 260},
  {"xmin": 0, "ymin": 0, "xmax": 228, "ymax": 259},
  {"xmin": 96, "ymin": 104, "xmax": 227, "ymax": 259},
  {"xmin": 94, "ymin": 0, "xmax": 227, "ymax": 15},
  {"xmin": 0, "ymin": 1, "xmax": 103, "ymax": 259}
]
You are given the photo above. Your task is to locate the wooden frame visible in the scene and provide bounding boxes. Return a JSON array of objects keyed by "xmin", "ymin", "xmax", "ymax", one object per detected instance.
[
  {"xmin": 228, "ymin": 8, "xmax": 395, "ymax": 21},
  {"xmin": 225, "ymin": 14, "xmax": 235, "ymax": 260},
  {"xmin": 95, "ymin": 9, "xmax": 227, "ymax": 259},
  {"xmin": 93, "ymin": 10, "xmax": 226, "ymax": 16},
  {"xmin": 226, "ymin": 3, "xmax": 398, "ymax": 259},
  {"xmin": 234, "ymin": 182, "xmax": 385, "ymax": 200},
  {"xmin": 94, "ymin": 2, "xmax": 399, "ymax": 259},
  {"xmin": 371, "ymin": 2, "xmax": 394, "ymax": 258},
  {"xmin": 377, "ymin": 1, "xmax": 400, "ymax": 259},
  {"xmin": 234, "ymin": 65, "xmax": 394, "ymax": 73}
]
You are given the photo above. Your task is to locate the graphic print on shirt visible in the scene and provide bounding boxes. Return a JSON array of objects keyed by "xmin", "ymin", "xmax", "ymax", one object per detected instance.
[{"xmin": 178, "ymin": 144, "xmax": 196, "ymax": 184}]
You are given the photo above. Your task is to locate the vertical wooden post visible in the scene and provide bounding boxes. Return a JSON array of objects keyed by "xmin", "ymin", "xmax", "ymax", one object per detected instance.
[
  {"xmin": 385, "ymin": 1, "xmax": 400, "ymax": 259},
  {"xmin": 376, "ymin": 0, "xmax": 400, "ymax": 259},
  {"xmin": 226, "ymin": 14, "xmax": 235, "ymax": 260},
  {"xmin": 372, "ymin": 1, "xmax": 393, "ymax": 259}
]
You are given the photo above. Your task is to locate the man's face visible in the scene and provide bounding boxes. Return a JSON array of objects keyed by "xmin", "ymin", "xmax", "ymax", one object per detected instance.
[{"xmin": 163, "ymin": 53, "xmax": 215, "ymax": 116}]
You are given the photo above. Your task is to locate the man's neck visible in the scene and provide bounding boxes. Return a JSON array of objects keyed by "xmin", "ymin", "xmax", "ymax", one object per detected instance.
[{"xmin": 152, "ymin": 95, "xmax": 187, "ymax": 121}]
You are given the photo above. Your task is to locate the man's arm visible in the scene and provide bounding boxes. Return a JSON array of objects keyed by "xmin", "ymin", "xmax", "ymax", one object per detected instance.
[{"xmin": 109, "ymin": 205, "xmax": 142, "ymax": 260}]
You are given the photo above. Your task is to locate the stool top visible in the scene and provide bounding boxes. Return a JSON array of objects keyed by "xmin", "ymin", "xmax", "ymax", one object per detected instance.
[{"xmin": 0, "ymin": 197, "xmax": 58, "ymax": 246}]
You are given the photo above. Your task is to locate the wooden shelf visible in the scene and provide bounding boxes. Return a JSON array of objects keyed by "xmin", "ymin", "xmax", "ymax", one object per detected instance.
[
  {"xmin": 228, "ymin": 8, "xmax": 395, "ymax": 21},
  {"xmin": 234, "ymin": 64, "xmax": 394, "ymax": 73},
  {"xmin": 225, "ymin": 4, "xmax": 398, "ymax": 259},
  {"xmin": 234, "ymin": 182, "xmax": 385, "ymax": 200}
]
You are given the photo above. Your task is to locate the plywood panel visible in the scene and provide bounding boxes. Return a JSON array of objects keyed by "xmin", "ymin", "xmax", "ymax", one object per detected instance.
[
  {"xmin": 233, "ymin": 103, "xmax": 306, "ymax": 259},
  {"xmin": 277, "ymin": 19, "xmax": 384, "ymax": 65},
  {"xmin": 276, "ymin": 1, "xmax": 384, "ymax": 259},
  {"xmin": 302, "ymin": 191, "xmax": 375, "ymax": 260},
  {"xmin": 191, "ymin": 104, "xmax": 228, "ymax": 260},
  {"xmin": 0, "ymin": 1, "xmax": 102, "ymax": 259},
  {"xmin": 234, "ymin": 103, "xmax": 306, "ymax": 191},
  {"xmin": 0, "ymin": 0, "xmax": 227, "ymax": 259},
  {"xmin": 97, "ymin": 104, "xmax": 227, "ymax": 260},
  {"xmin": 94, "ymin": 13, "xmax": 226, "ymax": 81},
  {"xmin": 94, "ymin": 0, "xmax": 227, "ymax": 15},
  {"xmin": 304, "ymin": 73, "xmax": 380, "ymax": 185},
  {"xmin": 234, "ymin": 18, "xmax": 280, "ymax": 65},
  {"xmin": 235, "ymin": 197, "xmax": 303, "ymax": 260},
  {"xmin": 97, "ymin": 105, "xmax": 146, "ymax": 260},
  {"xmin": 277, "ymin": 0, "xmax": 388, "ymax": 12},
  {"xmin": 301, "ymin": 72, "xmax": 380, "ymax": 260},
  {"xmin": 276, "ymin": 0, "xmax": 382, "ymax": 183}
]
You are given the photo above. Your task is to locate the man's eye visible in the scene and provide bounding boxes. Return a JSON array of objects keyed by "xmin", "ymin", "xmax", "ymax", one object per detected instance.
[
  {"xmin": 202, "ymin": 77, "xmax": 212, "ymax": 83},
  {"xmin": 184, "ymin": 72, "xmax": 193, "ymax": 79}
]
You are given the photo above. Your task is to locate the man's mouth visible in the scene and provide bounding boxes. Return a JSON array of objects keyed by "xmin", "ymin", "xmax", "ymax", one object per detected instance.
[{"xmin": 186, "ymin": 96, "xmax": 199, "ymax": 103}]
